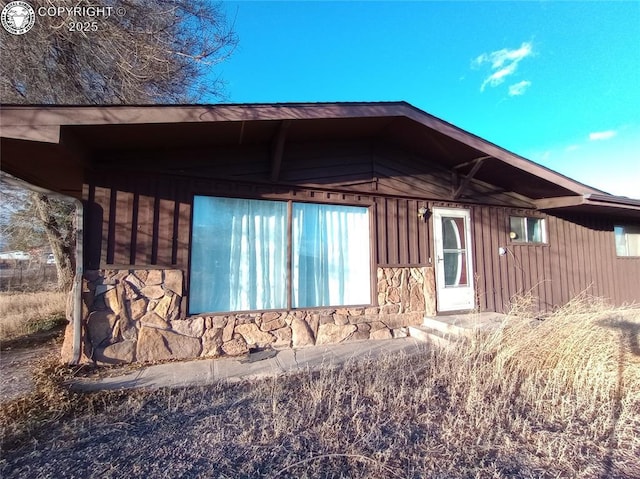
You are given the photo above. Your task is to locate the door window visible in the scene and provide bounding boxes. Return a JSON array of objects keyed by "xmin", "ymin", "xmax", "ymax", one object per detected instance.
[{"xmin": 442, "ymin": 217, "xmax": 468, "ymax": 287}]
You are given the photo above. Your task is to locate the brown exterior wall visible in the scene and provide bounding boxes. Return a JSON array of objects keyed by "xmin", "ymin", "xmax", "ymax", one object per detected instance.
[
  {"xmin": 84, "ymin": 138, "xmax": 528, "ymax": 272},
  {"xmin": 82, "ymin": 139, "xmax": 640, "ymax": 319},
  {"xmin": 471, "ymin": 206, "xmax": 640, "ymax": 312}
]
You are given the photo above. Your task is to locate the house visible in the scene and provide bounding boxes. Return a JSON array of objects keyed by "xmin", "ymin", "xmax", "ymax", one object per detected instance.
[{"xmin": 1, "ymin": 102, "xmax": 639, "ymax": 365}]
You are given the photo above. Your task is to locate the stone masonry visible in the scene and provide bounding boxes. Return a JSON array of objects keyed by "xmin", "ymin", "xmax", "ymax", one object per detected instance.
[{"xmin": 67, "ymin": 267, "xmax": 434, "ymax": 365}]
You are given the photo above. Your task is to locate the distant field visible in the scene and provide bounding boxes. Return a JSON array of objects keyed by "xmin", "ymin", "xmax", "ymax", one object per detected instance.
[
  {"xmin": 1, "ymin": 295, "xmax": 639, "ymax": 478},
  {"xmin": 0, "ymin": 291, "xmax": 67, "ymax": 341}
]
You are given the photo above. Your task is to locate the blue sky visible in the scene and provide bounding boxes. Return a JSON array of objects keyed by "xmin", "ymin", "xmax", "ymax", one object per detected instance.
[{"xmin": 215, "ymin": 1, "xmax": 639, "ymax": 199}]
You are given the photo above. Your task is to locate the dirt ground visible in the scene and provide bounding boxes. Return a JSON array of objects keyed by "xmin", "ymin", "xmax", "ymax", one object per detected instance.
[{"xmin": 0, "ymin": 328, "xmax": 64, "ymax": 403}]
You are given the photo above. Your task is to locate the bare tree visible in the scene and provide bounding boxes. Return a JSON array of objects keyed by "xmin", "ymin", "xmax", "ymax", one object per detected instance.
[
  {"xmin": 32, "ymin": 193, "xmax": 76, "ymax": 291},
  {"xmin": 0, "ymin": 180, "xmax": 42, "ymax": 251},
  {"xmin": 1, "ymin": 173, "xmax": 76, "ymax": 290},
  {"xmin": 1, "ymin": 0, "xmax": 237, "ymax": 103},
  {"xmin": 1, "ymin": 0, "xmax": 238, "ymax": 290}
]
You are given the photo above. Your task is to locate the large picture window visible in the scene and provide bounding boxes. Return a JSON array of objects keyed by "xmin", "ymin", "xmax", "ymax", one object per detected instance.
[
  {"xmin": 292, "ymin": 203, "xmax": 371, "ymax": 308},
  {"xmin": 190, "ymin": 196, "xmax": 371, "ymax": 314},
  {"xmin": 190, "ymin": 197, "xmax": 288, "ymax": 313}
]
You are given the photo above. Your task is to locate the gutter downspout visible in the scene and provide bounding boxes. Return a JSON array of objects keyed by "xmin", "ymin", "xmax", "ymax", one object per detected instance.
[
  {"xmin": 2, "ymin": 176, "xmax": 84, "ymax": 364},
  {"xmin": 73, "ymin": 199, "xmax": 83, "ymax": 364}
]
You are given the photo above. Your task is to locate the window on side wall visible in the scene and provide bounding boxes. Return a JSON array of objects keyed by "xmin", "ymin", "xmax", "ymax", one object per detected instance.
[
  {"xmin": 614, "ymin": 225, "xmax": 640, "ymax": 257},
  {"xmin": 189, "ymin": 196, "xmax": 371, "ymax": 314},
  {"xmin": 509, "ymin": 216, "xmax": 546, "ymax": 243}
]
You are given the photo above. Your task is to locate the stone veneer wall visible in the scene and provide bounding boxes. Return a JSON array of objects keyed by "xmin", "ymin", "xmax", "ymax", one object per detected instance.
[{"xmin": 72, "ymin": 267, "xmax": 434, "ymax": 365}]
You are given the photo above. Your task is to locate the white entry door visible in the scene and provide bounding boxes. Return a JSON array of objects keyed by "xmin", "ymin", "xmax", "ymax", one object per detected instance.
[{"xmin": 433, "ymin": 207, "xmax": 475, "ymax": 312}]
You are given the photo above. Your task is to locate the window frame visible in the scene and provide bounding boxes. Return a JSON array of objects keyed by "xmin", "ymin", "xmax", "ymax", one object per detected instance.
[
  {"xmin": 614, "ymin": 224, "xmax": 640, "ymax": 257},
  {"xmin": 508, "ymin": 215, "xmax": 548, "ymax": 244},
  {"xmin": 188, "ymin": 194, "xmax": 374, "ymax": 315}
]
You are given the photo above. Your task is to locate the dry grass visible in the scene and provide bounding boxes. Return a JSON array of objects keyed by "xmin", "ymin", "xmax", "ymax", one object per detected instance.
[
  {"xmin": 0, "ymin": 356, "xmax": 80, "ymax": 444},
  {"xmin": 0, "ymin": 291, "xmax": 67, "ymax": 341},
  {"xmin": 1, "ymin": 296, "xmax": 639, "ymax": 478}
]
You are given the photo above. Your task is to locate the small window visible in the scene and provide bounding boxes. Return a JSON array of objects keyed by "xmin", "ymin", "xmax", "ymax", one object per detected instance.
[
  {"xmin": 614, "ymin": 225, "xmax": 640, "ymax": 257},
  {"xmin": 509, "ymin": 216, "xmax": 546, "ymax": 243}
]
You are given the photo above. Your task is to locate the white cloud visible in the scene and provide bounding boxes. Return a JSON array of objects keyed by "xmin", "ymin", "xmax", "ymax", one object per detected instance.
[
  {"xmin": 508, "ymin": 80, "xmax": 532, "ymax": 96},
  {"xmin": 474, "ymin": 42, "xmax": 533, "ymax": 68},
  {"xmin": 482, "ymin": 64, "xmax": 517, "ymax": 90},
  {"xmin": 473, "ymin": 42, "xmax": 533, "ymax": 92},
  {"xmin": 589, "ymin": 130, "xmax": 617, "ymax": 141},
  {"xmin": 565, "ymin": 144, "xmax": 580, "ymax": 152}
]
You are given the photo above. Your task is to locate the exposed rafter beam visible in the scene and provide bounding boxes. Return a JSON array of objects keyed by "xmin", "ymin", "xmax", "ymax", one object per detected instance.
[
  {"xmin": 270, "ymin": 120, "xmax": 291, "ymax": 183},
  {"xmin": 534, "ymin": 196, "xmax": 585, "ymax": 209},
  {"xmin": 452, "ymin": 156, "xmax": 487, "ymax": 199},
  {"xmin": 453, "ymin": 155, "xmax": 492, "ymax": 170},
  {"xmin": 238, "ymin": 121, "xmax": 245, "ymax": 145}
]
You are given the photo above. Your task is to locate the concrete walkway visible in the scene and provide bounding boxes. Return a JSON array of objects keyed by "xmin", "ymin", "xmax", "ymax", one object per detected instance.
[{"xmin": 70, "ymin": 337, "xmax": 428, "ymax": 393}]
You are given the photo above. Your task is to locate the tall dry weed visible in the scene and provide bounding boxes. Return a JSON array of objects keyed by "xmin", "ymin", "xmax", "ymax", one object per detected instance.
[
  {"xmin": 490, "ymin": 293, "xmax": 639, "ymax": 405},
  {"xmin": 457, "ymin": 293, "xmax": 640, "ymax": 478},
  {"xmin": 1, "ymin": 295, "xmax": 639, "ymax": 478}
]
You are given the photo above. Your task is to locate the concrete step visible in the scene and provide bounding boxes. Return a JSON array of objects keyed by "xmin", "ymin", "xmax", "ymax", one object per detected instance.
[
  {"xmin": 407, "ymin": 325, "xmax": 454, "ymax": 347},
  {"xmin": 410, "ymin": 313, "xmax": 506, "ymax": 347},
  {"xmin": 421, "ymin": 316, "xmax": 469, "ymax": 337}
]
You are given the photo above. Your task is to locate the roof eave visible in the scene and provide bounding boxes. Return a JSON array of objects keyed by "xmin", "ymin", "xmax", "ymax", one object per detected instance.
[
  {"xmin": 536, "ymin": 194, "xmax": 640, "ymax": 218},
  {"xmin": 0, "ymin": 101, "xmax": 609, "ymax": 198}
]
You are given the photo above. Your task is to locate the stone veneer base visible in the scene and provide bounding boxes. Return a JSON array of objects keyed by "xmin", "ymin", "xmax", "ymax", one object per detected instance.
[{"xmin": 63, "ymin": 267, "xmax": 434, "ymax": 365}]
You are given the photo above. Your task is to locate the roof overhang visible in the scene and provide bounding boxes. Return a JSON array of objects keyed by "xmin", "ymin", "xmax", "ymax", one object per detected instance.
[
  {"xmin": 1, "ymin": 102, "xmax": 636, "ymax": 215},
  {"xmin": 536, "ymin": 194, "xmax": 640, "ymax": 219}
]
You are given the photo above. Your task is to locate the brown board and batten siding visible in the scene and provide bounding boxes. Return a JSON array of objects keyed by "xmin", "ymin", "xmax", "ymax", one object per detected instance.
[
  {"xmin": 374, "ymin": 197, "xmax": 431, "ymax": 266},
  {"xmin": 84, "ymin": 170, "xmax": 432, "ymax": 269},
  {"xmin": 471, "ymin": 207, "xmax": 640, "ymax": 312},
  {"xmin": 83, "ymin": 138, "xmax": 640, "ymax": 314},
  {"xmin": 84, "ymin": 174, "xmax": 193, "ymax": 272}
]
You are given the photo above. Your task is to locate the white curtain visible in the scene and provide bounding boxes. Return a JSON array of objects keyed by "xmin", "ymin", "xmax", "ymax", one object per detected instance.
[
  {"xmin": 190, "ymin": 197, "xmax": 287, "ymax": 313},
  {"xmin": 190, "ymin": 197, "xmax": 371, "ymax": 313},
  {"xmin": 527, "ymin": 218, "xmax": 544, "ymax": 243},
  {"xmin": 292, "ymin": 203, "xmax": 370, "ymax": 308},
  {"xmin": 616, "ymin": 225, "xmax": 640, "ymax": 256},
  {"xmin": 628, "ymin": 231, "xmax": 640, "ymax": 256}
]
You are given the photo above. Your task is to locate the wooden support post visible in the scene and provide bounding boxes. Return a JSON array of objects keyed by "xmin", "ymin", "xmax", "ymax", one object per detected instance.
[{"xmin": 451, "ymin": 170, "xmax": 459, "ymax": 197}]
